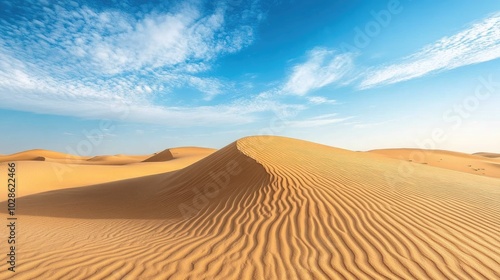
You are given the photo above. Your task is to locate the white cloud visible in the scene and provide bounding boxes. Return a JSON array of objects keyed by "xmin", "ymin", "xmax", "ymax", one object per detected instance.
[
  {"xmin": 186, "ymin": 76, "xmax": 226, "ymax": 100},
  {"xmin": 6, "ymin": 3, "xmax": 254, "ymax": 76},
  {"xmin": 360, "ymin": 12, "xmax": 500, "ymax": 89},
  {"xmin": 81, "ymin": 6, "xmax": 246, "ymax": 74},
  {"xmin": 307, "ymin": 96, "xmax": 337, "ymax": 105},
  {"xmin": 0, "ymin": 0, "xmax": 274, "ymax": 124},
  {"xmin": 288, "ymin": 114, "xmax": 353, "ymax": 127},
  {"xmin": 0, "ymin": 88, "xmax": 252, "ymax": 126},
  {"xmin": 0, "ymin": 40, "xmax": 304, "ymax": 127},
  {"xmin": 0, "ymin": 1, "xmax": 260, "ymax": 103},
  {"xmin": 282, "ymin": 48, "xmax": 354, "ymax": 95}
]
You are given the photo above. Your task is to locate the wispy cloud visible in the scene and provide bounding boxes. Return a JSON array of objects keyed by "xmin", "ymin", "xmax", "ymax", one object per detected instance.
[
  {"xmin": 282, "ymin": 48, "xmax": 354, "ymax": 95},
  {"xmin": 359, "ymin": 12, "xmax": 500, "ymax": 89},
  {"xmin": 1, "ymin": 1, "xmax": 256, "ymax": 76},
  {"xmin": 288, "ymin": 114, "xmax": 353, "ymax": 127},
  {"xmin": 307, "ymin": 96, "xmax": 337, "ymax": 105},
  {"xmin": 0, "ymin": 0, "xmax": 271, "ymax": 124}
]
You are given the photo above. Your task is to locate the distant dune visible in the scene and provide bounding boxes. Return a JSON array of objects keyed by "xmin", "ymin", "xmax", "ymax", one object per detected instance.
[
  {"xmin": 0, "ymin": 147, "xmax": 214, "ymax": 197},
  {"xmin": 0, "ymin": 149, "xmax": 87, "ymax": 162},
  {"xmin": 142, "ymin": 147, "xmax": 216, "ymax": 163},
  {"xmin": 474, "ymin": 152, "xmax": 500, "ymax": 158},
  {"xmin": 143, "ymin": 149, "xmax": 174, "ymax": 162},
  {"xmin": 87, "ymin": 154, "xmax": 152, "ymax": 165},
  {"xmin": 1, "ymin": 136, "xmax": 499, "ymax": 279},
  {"xmin": 370, "ymin": 148, "xmax": 500, "ymax": 178}
]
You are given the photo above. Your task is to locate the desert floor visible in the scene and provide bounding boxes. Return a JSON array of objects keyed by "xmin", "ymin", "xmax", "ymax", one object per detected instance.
[{"xmin": 1, "ymin": 136, "xmax": 499, "ymax": 279}]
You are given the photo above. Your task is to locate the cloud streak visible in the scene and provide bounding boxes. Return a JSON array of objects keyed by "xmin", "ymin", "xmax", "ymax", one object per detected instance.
[
  {"xmin": 282, "ymin": 48, "xmax": 354, "ymax": 95},
  {"xmin": 359, "ymin": 12, "xmax": 500, "ymax": 89}
]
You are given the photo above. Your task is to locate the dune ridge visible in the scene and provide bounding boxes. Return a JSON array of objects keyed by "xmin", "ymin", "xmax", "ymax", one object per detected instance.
[
  {"xmin": 1, "ymin": 136, "xmax": 499, "ymax": 279},
  {"xmin": 12, "ymin": 141, "xmax": 268, "ymax": 219},
  {"xmin": 143, "ymin": 149, "xmax": 174, "ymax": 162}
]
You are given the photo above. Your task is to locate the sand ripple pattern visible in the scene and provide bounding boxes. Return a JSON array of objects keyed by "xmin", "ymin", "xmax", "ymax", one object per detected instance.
[{"xmin": 1, "ymin": 136, "xmax": 499, "ymax": 279}]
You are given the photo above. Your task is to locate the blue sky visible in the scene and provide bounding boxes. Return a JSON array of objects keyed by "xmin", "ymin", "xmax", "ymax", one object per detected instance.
[{"xmin": 0, "ymin": 0, "xmax": 499, "ymax": 155}]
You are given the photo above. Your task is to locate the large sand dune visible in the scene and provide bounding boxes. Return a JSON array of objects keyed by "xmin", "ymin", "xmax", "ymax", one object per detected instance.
[{"xmin": 1, "ymin": 136, "xmax": 499, "ymax": 279}]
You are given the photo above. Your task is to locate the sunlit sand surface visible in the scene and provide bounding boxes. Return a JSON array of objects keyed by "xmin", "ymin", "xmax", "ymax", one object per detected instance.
[{"xmin": 1, "ymin": 136, "xmax": 499, "ymax": 279}]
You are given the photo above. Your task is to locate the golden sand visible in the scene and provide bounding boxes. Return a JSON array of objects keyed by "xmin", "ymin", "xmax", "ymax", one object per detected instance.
[{"xmin": 1, "ymin": 136, "xmax": 499, "ymax": 279}]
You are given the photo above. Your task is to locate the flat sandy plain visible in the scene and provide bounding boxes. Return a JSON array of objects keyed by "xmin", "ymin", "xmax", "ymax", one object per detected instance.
[{"xmin": 1, "ymin": 136, "xmax": 499, "ymax": 279}]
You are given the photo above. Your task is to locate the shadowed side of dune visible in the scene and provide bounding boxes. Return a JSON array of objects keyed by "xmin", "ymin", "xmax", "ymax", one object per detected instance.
[
  {"xmin": 1, "ymin": 142, "xmax": 269, "ymax": 219},
  {"xmin": 142, "ymin": 149, "xmax": 174, "ymax": 162}
]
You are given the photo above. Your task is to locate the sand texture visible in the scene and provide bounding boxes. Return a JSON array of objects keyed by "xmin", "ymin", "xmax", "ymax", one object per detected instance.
[{"xmin": 0, "ymin": 136, "xmax": 499, "ymax": 279}]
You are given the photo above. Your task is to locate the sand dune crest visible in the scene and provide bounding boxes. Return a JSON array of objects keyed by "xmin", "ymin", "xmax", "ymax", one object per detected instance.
[{"xmin": 143, "ymin": 149, "xmax": 174, "ymax": 162}]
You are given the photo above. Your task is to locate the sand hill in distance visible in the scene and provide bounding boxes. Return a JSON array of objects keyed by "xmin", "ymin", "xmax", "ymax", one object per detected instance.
[{"xmin": 0, "ymin": 136, "xmax": 499, "ymax": 279}]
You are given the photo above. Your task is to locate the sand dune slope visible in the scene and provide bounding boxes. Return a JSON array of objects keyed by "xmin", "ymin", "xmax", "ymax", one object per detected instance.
[
  {"xmin": 11, "ymin": 141, "xmax": 266, "ymax": 219},
  {"xmin": 143, "ymin": 149, "xmax": 174, "ymax": 162},
  {"xmin": 1, "ymin": 136, "xmax": 500, "ymax": 279}
]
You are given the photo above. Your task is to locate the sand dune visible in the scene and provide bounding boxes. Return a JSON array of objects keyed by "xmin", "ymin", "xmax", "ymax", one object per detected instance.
[
  {"xmin": 143, "ymin": 149, "xmax": 174, "ymax": 162},
  {"xmin": 370, "ymin": 148, "xmax": 500, "ymax": 178},
  {"xmin": 169, "ymin": 146, "xmax": 217, "ymax": 158},
  {"xmin": 474, "ymin": 152, "xmax": 500, "ymax": 158},
  {"xmin": 142, "ymin": 147, "xmax": 216, "ymax": 163},
  {"xmin": 0, "ymin": 147, "xmax": 214, "ymax": 197},
  {"xmin": 0, "ymin": 149, "xmax": 87, "ymax": 162},
  {"xmin": 86, "ymin": 154, "xmax": 152, "ymax": 165},
  {"xmin": 1, "ymin": 136, "xmax": 499, "ymax": 279},
  {"xmin": 0, "ymin": 149, "xmax": 152, "ymax": 165}
]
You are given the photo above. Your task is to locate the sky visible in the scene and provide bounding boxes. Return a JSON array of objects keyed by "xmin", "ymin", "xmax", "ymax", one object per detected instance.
[{"xmin": 0, "ymin": 0, "xmax": 499, "ymax": 155}]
